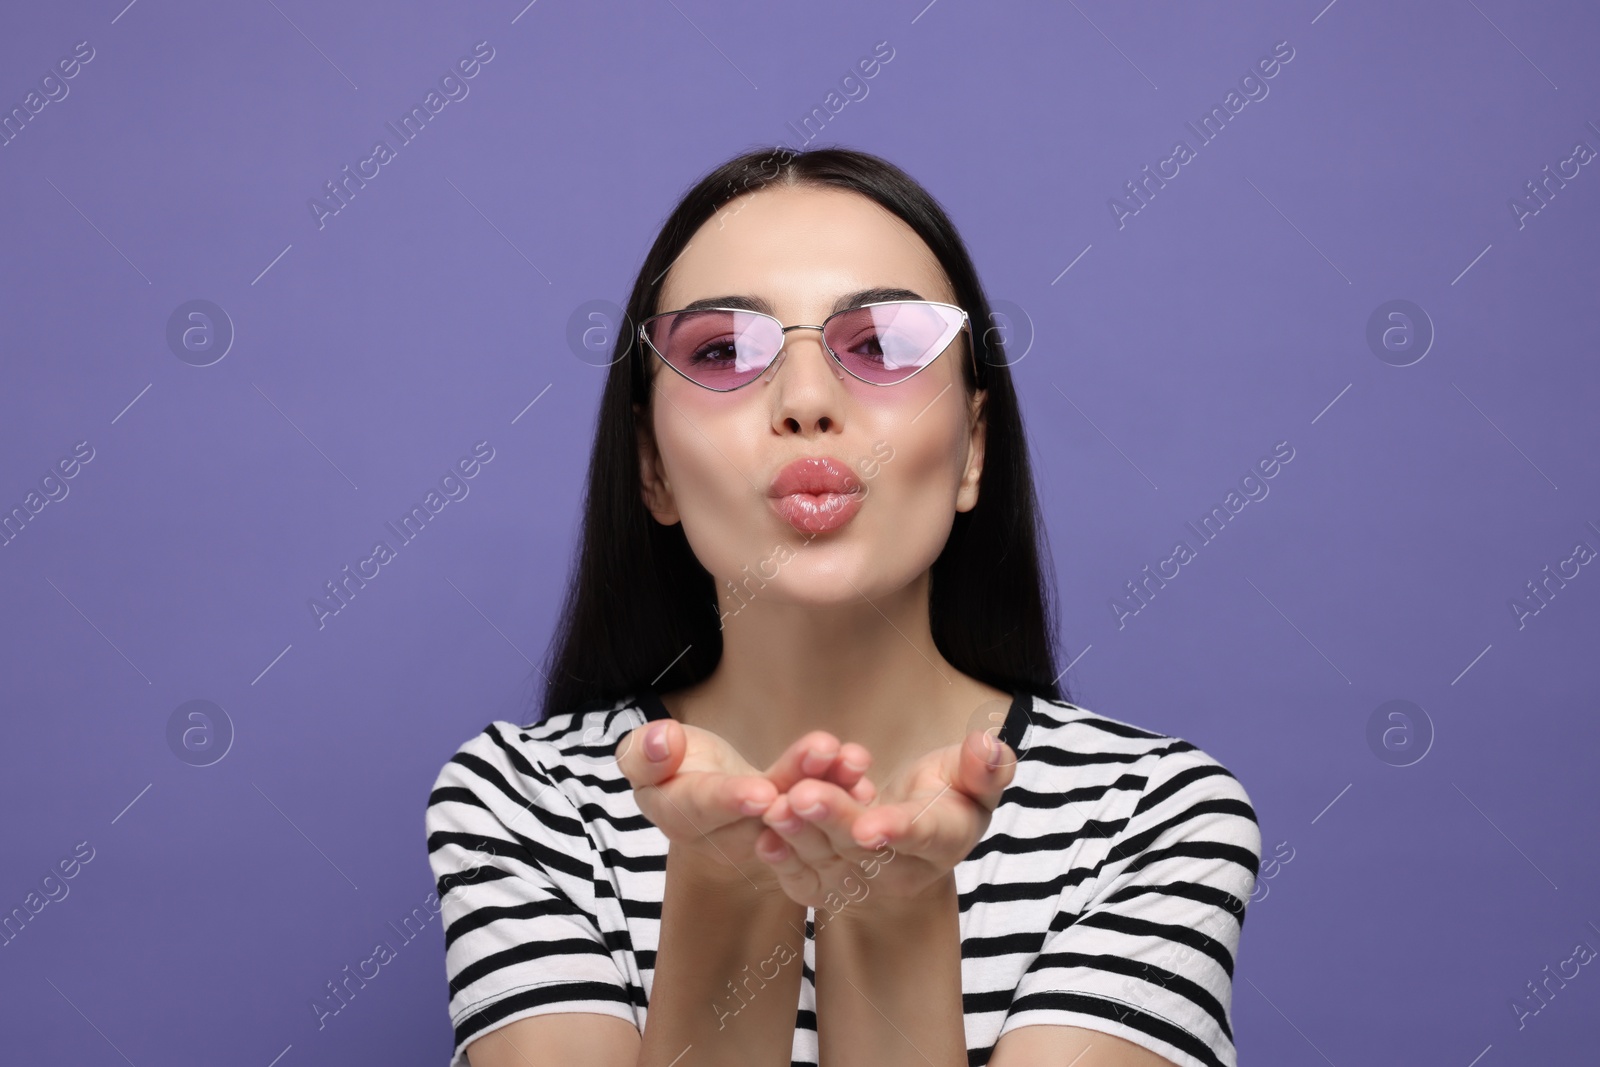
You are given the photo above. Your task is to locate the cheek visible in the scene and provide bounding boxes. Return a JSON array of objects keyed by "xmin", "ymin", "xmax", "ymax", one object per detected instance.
[
  {"xmin": 861, "ymin": 410, "xmax": 968, "ymax": 534},
  {"xmin": 656, "ymin": 397, "xmax": 764, "ymax": 566}
]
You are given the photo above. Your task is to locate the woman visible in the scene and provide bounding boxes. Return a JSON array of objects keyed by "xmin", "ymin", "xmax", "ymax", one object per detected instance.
[{"xmin": 425, "ymin": 146, "xmax": 1261, "ymax": 1067}]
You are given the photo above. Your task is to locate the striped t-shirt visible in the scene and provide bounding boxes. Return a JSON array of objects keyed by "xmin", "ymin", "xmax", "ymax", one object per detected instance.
[{"xmin": 424, "ymin": 689, "xmax": 1261, "ymax": 1067}]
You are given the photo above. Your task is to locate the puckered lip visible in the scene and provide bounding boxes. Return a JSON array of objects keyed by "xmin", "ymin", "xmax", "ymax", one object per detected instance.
[{"xmin": 767, "ymin": 455, "xmax": 865, "ymax": 498}]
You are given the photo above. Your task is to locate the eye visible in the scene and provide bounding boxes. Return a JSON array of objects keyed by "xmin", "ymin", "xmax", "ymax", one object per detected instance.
[
  {"xmin": 840, "ymin": 326, "xmax": 914, "ymax": 367},
  {"xmin": 688, "ymin": 338, "xmax": 739, "ymax": 364}
]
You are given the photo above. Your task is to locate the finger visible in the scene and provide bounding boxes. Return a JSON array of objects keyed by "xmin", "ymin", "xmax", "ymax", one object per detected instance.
[
  {"xmin": 846, "ymin": 773, "xmax": 877, "ymax": 807},
  {"xmin": 850, "ymin": 779, "xmax": 972, "ymax": 856},
  {"xmin": 753, "ymin": 826, "xmax": 821, "ymax": 897},
  {"xmin": 761, "ymin": 790, "xmax": 838, "ymax": 871},
  {"xmin": 854, "ymin": 737, "xmax": 1013, "ymax": 856},
  {"xmin": 681, "ymin": 771, "xmax": 778, "ymax": 834},
  {"xmin": 762, "ymin": 730, "xmax": 844, "ymax": 792},
  {"xmin": 777, "ymin": 780, "xmax": 875, "ymax": 867},
  {"xmin": 956, "ymin": 729, "xmax": 1017, "ymax": 810},
  {"xmin": 824, "ymin": 742, "xmax": 873, "ymax": 793},
  {"xmin": 616, "ymin": 720, "xmax": 684, "ymax": 789}
]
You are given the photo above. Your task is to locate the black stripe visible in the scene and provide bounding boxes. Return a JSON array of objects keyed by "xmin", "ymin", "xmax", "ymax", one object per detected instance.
[
  {"xmin": 576, "ymin": 801, "xmax": 656, "ymax": 833},
  {"xmin": 620, "ymin": 898, "xmax": 663, "ymax": 921},
  {"xmin": 1070, "ymin": 717, "xmax": 1168, "ymax": 740},
  {"xmin": 485, "ymin": 723, "xmax": 566, "ymax": 791},
  {"xmin": 1100, "ymin": 881, "xmax": 1248, "ymax": 923},
  {"xmin": 961, "ymin": 929, "xmax": 1049, "ymax": 960},
  {"xmin": 639, "ymin": 689, "xmax": 671, "ymax": 721},
  {"xmin": 427, "ymin": 796, "xmax": 592, "ymax": 882},
  {"xmin": 544, "ymin": 763, "xmax": 637, "ymax": 794},
  {"xmin": 1074, "ymin": 910, "xmax": 1235, "ymax": 979},
  {"xmin": 996, "ymin": 689, "xmax": 1030, "ymax": 753},
  {"xmin": 1132, "ymin": 763, "xmax": 1236, "ymax": 818},
  {"xmin": 997, "ymin": 990, "xmax": 1226, "ymax": 1067},
  {"xmin": 1029, "ymin": 949, "xmax": 1232, "ymax": 1041},
  {"xmin": 449, "ymin": 937, "xmax": 618, "ymax": 999},
  {"xmin": 958, "ymin": 868, "xmax": 1093, "ymax": 909},
  {"xmin": 1000, "ymin": 774, "xmax": 1146, "ymax": 809},
  {"xmin": 962, "ymin": 984, "xmax": 1015, "ymax": 1016},
  {"xmin": 1108, "ymin": 798, "xmax": 1258, "ymax": 864},
  {"xmin": 436, "ymin": 864, "xmax": 512, "ymax": 900},
  {"xmin": 965, "ymin": 816, "xmax": 1129, "ymax": 861},
  {"xmin": 453, "ymin": 981, "xmax": 635, "ymax": 1048},
  {"xmin": 444, "ymin": 749, "xmax": 553, "ymax": 815},
  {"xmin": 429, "ymin": 785, "xmax": 488, "ymax": 809},
  {"xmin": 598, "ymin": 844, "xmax": 670, "ymax": 874},
  {"xmin": 1015, "ymin": 746, "xmax": 1168, "ymax": 770},
  {"xmin": 1122, "ymin": 840, "xmax": 1261, "ymax": 881},
  {"xmin": 443, "ymin": 898, "xmax": 596, "ymax": 950},
  {"xmin": 427, "ymin": 829, "xmax": 549, "ymax": 882}
]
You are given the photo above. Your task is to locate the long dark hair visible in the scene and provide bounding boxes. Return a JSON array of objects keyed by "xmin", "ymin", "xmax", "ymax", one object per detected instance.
[{"xmin": 533, "ymin": 144, "xmax": 1066, "ymax": 721}]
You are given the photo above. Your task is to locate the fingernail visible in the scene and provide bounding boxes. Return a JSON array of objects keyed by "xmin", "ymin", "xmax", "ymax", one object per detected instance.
[
  {"xmin": 773, "ymin": 816, "xmax": 804, "ymax": 834},
  {"xmin": 794, "ymin": 799, "xmax": 825, "ymax": 819},
  {"xmin": 801, "ymin": 748, "xmax": 831, "ymax": 775},
  {"xmin": 739, "ymin": 797, "xmax": 767, "ymax": 816},
  {"xmin": 644, "ymin": 724, "xmax": 670, "ymax": 761}
]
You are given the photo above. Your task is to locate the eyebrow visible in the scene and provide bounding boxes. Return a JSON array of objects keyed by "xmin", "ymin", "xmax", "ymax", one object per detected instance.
[{"xmin": 672, "ymin": 287, "xmax": 927, "ymax": 318}]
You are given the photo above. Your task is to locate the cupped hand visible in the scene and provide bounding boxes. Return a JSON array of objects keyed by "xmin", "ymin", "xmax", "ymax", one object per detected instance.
[
  {"xmin": 616, "ymin": 717, "xmax": 877, "ymax": 891},
  {"xmin": 752, "ymin": 728, "xmax": 1017, "ymax": 910}
]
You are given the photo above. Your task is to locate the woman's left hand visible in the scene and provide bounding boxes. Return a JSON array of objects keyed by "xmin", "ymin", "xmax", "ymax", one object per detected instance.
[{"xmin": 754, "ymin": 728, "xmax": 1017, "ymax": 910}]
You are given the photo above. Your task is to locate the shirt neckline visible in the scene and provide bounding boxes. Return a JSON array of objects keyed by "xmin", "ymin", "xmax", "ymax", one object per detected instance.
[{"xmin": 636, "ymin": 687, "xmax": 1035, "ymax": 757}]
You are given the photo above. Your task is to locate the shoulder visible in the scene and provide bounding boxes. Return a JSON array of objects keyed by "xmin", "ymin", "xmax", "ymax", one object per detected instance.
[
  {"xmin": 1016, "ymin": 694, "xmax": 1260, "ymax": 853},
  {"xmin": 426, "ymin": 694, "xmax": 652, "ymax": 820}
]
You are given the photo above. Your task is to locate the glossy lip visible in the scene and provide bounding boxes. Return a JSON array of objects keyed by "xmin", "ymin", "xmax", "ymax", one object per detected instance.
[{"xmin": 767, "ymin": 456, "xmax": 865, "ymax": 535}]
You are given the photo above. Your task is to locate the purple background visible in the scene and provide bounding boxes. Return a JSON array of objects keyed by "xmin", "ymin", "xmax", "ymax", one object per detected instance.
[{"xmin": 3, "ymin": 1, "xmax": 1597, "ymax": 1063}]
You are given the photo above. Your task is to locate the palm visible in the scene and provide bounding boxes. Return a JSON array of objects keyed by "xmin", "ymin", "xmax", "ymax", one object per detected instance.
[
  {"xmin": 854, "ymin": 738, "xmax": 1004, "ymax": 895},
  {"xmin": 617, "ymin": 718, "xmax": 876, "ymax": 893},
  {"xmin": 751, "ymin": 729, "xmax": 1015, "ymax": 908}
]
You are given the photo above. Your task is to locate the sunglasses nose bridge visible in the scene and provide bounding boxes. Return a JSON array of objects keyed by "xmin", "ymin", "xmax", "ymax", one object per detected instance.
[{"xmin": 764, "ymin": 322, "xmax": 839, "ymax": 382}]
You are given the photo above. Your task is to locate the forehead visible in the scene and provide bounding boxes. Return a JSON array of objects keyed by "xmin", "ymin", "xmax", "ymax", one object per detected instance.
[{"xmin": 656, "ymin": 184, "xmax": 955, "ymax": 315}]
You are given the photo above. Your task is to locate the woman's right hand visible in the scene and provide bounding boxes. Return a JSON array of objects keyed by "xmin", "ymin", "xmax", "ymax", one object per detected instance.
[{"xmin": 617, "ymin": 717, "xmax": 875, "ymax": 892}]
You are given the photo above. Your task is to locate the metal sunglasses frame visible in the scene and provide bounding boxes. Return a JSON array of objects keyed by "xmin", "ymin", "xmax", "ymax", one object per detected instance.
[{"xmin": 637, "ymin": 298, "xmax": 981, "ymax": 393}]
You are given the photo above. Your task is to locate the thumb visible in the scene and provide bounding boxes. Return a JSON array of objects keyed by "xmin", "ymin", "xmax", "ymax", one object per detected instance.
[
  {"xmin": 956, "ymin": 728, "xmax": 1016, "ymax": 810},
  {"xmin": 618, "ymin": 719, "xmax": 684, "ymax": 788}
]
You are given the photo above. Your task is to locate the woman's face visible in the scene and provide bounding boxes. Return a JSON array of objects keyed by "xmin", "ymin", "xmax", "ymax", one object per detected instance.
[{"xmin": 637, "ymin": 183, "xmax": 987, "ymax": 609}]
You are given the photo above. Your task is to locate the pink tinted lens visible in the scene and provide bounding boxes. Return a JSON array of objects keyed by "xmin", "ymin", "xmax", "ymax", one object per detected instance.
[
  {"xmin": 824, "ymin": 303, "xmax": 965, "ymax": 384},
  {"xmin": 647, "ymin": 309, "xmax": 782, "ymax": 390}
]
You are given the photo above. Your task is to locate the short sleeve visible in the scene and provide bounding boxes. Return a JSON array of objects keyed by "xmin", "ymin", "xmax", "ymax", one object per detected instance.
[
  {"xmin": 425, "ymin": 723, "xmax": 637, "ymax": 1067},
  {"xmin": 999, "ymin": 744, "xmax": 1261, "ymax": 1067}
]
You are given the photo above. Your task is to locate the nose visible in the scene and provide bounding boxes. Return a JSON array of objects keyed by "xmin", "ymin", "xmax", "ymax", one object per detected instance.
[{"xmin": 767, "ymin": 326, "xmax": 847, "ymax": 434}]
